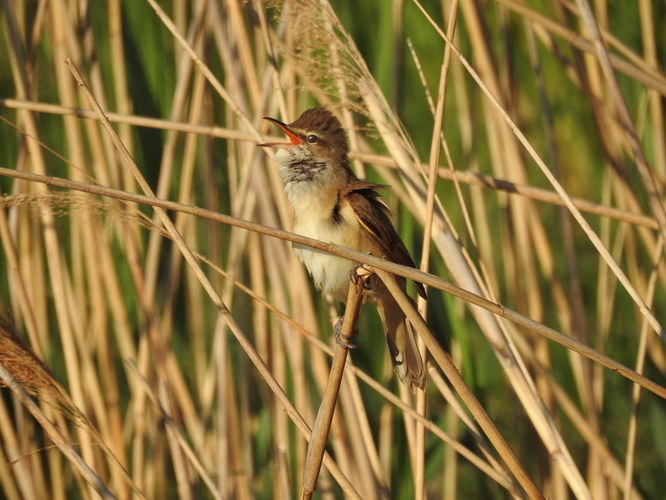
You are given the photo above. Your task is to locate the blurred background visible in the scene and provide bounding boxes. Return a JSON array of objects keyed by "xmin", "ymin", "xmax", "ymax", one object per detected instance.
[{"xmin": 0, "ymin": 0, "xmax": 665, "ymax": 498}]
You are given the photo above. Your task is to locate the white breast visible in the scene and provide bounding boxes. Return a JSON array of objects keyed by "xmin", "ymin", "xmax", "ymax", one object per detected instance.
[{"xmin": 290, "ymin": 190, "xmax": 362, "ymax": 299}]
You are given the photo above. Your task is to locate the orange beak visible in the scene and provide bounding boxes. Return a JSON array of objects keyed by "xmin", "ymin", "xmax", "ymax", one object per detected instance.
[{"xmin": 258, "ymin": 117, "xmax": 303, "ymax": 147}]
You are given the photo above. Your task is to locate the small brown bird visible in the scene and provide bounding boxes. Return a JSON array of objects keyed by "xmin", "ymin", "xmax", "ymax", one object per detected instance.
[{"xmin": 260, "ymin": 107, "xmax": 426, "ymax": 391}]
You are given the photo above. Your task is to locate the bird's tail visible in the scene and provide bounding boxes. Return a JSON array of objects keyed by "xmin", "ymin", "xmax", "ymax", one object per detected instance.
[{"xmin": 375, "ymin": 295, "xmax": 426, "ymax": 392}]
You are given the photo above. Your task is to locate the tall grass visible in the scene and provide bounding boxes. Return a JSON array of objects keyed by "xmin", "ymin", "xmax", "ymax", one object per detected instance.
[{"xmin": 0, "ymin": 0, "xmax": 664, "ymax": 498}]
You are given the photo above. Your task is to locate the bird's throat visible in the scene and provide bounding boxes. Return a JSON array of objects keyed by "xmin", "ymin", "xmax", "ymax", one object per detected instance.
[{"xmin": 273, "ymin": 147, "xmax": 292, "ymax": 166}]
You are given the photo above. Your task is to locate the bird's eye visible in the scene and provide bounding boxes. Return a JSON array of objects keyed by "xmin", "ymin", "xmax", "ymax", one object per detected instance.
[{"xmin": 306, "ymin": 134, "xmax": 318, "ymax": 144}]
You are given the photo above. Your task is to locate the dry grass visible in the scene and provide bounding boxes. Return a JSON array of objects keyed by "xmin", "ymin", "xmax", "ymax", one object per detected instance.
[{"xmin": 0, "ymin": 0, "xmax": 665, "ymax": 499}]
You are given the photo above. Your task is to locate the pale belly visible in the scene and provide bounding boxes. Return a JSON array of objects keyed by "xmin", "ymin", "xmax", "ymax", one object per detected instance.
[{"xmin": 293, "ymin": 206, "xmax": 365, "ymax": 300}]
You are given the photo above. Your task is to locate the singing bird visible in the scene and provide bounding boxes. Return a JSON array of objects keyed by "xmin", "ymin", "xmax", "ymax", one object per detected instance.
[{"xmin": 260, "ymin": 107, "xmax": 426, "ymax": 391}]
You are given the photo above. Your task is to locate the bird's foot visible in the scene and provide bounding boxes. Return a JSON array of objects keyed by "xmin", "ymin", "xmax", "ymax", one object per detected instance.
[
  {"xmin": 333, "ymin": 317, "xmax": 361, "ymax": 350},
  {"xmin": 350, "ymin": 264, "xmax": 374, "ymax": 291}
]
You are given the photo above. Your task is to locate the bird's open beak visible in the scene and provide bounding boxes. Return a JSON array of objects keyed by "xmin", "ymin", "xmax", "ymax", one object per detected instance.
[{"xmin": 258, "ymin": 117, "xmax": 303, "ymax": 147}]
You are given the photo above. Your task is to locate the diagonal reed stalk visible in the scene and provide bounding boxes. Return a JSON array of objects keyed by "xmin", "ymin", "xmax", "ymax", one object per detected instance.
[{"xmin": 301, "ymin": 278, "xmax": 364, "ymax": 499}]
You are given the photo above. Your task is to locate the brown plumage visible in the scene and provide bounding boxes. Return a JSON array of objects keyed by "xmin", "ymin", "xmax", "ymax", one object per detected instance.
[{"xmin": 260, "ymin": 107, "xmax": 426, "ymax": 391}]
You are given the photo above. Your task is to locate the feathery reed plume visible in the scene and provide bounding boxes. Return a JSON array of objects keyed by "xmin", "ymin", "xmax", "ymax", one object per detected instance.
[{"xmin": 0, "ymin": 318, "xmax": 62, "ymax": 400}]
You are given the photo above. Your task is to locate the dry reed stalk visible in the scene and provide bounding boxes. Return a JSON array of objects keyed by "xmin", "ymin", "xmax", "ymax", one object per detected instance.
[
  {"xmin": 371, "ymin": 268, "xmax": 540, "ymax": 498},
  {"xmin": 411, "ymin": 3, "xmax": 459, "ymax": 496},
  {"xmin": 493, "ymin": 0, "xmax": 666, "ymax": 94},
  {"xmin": 637, "ymin": 0, "xmax": 666, "ymax": 176},
  {"xmin": 426, "ymin": 365, "xmax": 512, "ymax": 482},
  {"xmin": 523, "ymin": 20, "xmax": 599, "ymax": 495},
  {"xmin": 517, "ymin": 347, "xmax": 646, "ymax": 500},
  {"xmin": 0, "ymin": 205, "xmax": 44, "ymax": 357},
  {"xmin": 125, "ymin": 359, "xmax": 223, "ymax": 500},
  {"xmin": 301, "ymin": 278, "xmax": 364, "ymax": 498},
  {"xmin": 0, "ymin": 318, "xmax": 145, "ymax": 499},
  {"xmin": 3, "ymin": 4, "xmax": 99, "ymax": 494},
  {"xmin": 622, "ymin": 236, "xmax": 663, "ymax": 499},
  {"xmin": 575, "ymin": 0, "xmax": 666, "ymax": 241},
  {"xmin": 0, "ymin": 361, "xmax": 115, "ymax": 500},
  {"xmin": 144, "ymin": 0, "xmax": 259, "ymax": 136}
]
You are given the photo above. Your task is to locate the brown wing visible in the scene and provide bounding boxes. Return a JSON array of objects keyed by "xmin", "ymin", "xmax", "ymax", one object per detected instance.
[{"xmin": 343, "ymin": 182, "xmax": 427, "ymax": 299}]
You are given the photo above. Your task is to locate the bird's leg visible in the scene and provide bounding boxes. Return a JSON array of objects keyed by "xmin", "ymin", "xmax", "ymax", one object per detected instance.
[
  {"xmin": 333, "ymin": 264, "xmax": 374, "ymax": 349},
  {"xmin": 350, "ymin": 263, "xmax": 375, "ymax": 291},
  {"xmin": 333, "ymin": 316, "xmax": 361, "ymax": 349}
]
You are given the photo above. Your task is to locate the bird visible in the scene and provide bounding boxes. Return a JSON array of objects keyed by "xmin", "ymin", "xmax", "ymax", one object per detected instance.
[{"xmin": 259, "ymin": 107, "xmax": 426, "ymax": 391}]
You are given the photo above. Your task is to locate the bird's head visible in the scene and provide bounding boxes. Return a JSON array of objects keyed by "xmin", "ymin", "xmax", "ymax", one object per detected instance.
[{"xmin": 259, "ymin": 107, "xmax": 352, "ymax": 185}]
